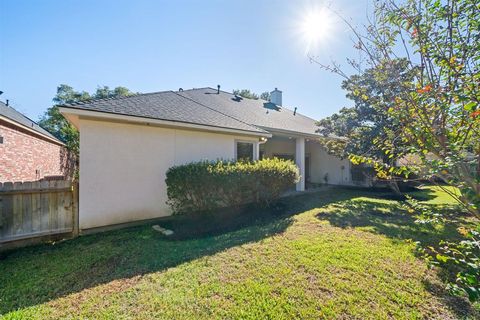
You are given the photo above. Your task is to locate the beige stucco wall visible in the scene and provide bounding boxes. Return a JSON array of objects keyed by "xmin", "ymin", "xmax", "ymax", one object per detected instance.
[
  {"xmin": 79, "ymin": 118, "xmax": 258, "ymax": 230},
  {"xmin": 306, "ymin": 141, "xmax": 352, "ymax": 185}
]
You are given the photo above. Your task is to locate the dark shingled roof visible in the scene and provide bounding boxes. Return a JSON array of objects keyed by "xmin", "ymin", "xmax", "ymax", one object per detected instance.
[
  {"xmin": 62, "ymin": 91, "xmax": 268, "ymax": 135},
  {"xmin": 177, "ymin": 88, "xmax": 320, "ymax": 136},
  {"xmin": 0, "ymin": 101, "xmax": 60, "ymax": 141},
  {"xmin": 61, "ymin": 87, "xmax": 324, "ymax": 136}
]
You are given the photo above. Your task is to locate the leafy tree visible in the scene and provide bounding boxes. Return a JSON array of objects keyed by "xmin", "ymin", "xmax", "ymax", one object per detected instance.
[
  {"xmin": 93, "ymin": 85, "xmax": 134, "ymax": 99},
  {"xmin": 39, "ymin": 85, "xmax": 90, "ymax": 155},
  {"xmin": 311, "ymin": 0, "xmax": 479, "ymax": 300},
  {"xmin": 260, "ymin": 91, "xmax": 271, "ymax": 101},
  {"xmin": 233, "ymin": 89, "xmax": 259, "ymax": 100},
  {"xmin": 318, "ymin": 59, "xmax": 420, "ymax": 193},
  {"xmin": 39, "ymin": 84, "xmax": 135, "ymax": 156},
  {"xmin": 318, "ymin": 59, "xmax": 416, "ymax": 160},
  {"xmin": 233, "ymin": 89, "xmax": 271, "ymax": 101}
]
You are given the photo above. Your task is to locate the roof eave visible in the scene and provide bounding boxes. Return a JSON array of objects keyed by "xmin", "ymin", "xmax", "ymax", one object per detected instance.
[
  {"xmin": 0, "ymin": 115, "xmax": 65, "ymax": 145},
  {"xmin": 59, "ymin": 107, "xmax": 272, "ymax": 138},
  {"xmin": 257, "ymin": 126, "xmax": 344, "ymax": 140}
]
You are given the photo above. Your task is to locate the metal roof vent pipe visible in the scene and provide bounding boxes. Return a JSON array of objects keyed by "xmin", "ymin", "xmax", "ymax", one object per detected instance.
[
  {"xmin": 217, "ymin": 85, "xmax": 220, "ymax": 94},
  {"xmin": 270, "ymin": 88, "xmax": 282, "ymax": 106},
  {"xmin": 294, "ymin": 107, "xmax": 297, "ymax": 116}
]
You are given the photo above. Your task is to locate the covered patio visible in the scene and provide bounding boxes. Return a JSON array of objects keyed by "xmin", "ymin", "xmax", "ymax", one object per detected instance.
[{"xmin": 258, "ymin": 131, "xmax": 353, "ymax": 191}]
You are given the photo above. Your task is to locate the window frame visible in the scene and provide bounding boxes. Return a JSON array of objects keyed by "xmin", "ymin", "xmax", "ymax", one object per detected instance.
[{"xmin": 234, "ymin": 140, "xmax": 257, "ymax": 161}]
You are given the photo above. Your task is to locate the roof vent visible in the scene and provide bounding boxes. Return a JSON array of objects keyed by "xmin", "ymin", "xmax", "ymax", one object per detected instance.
[
  {"xmin": 294, "ymin": 107, "xmax": 297, "ymax": 116},
  {"xmin": 179, "ymin": 88, "xmax": 183, "ymax": 92},
  {"xmin": 217, "ymin": 85, "xmax": 220, "ymax": 94},
  {"xmin": 270, "ymin": 88, "xmax": 282, "ymax": 106}
]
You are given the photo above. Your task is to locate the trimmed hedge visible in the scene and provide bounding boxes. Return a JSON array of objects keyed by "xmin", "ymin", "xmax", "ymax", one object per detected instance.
[{"xmin": 165, "ymin": 158, "xmax": 299, "ymax": 214}]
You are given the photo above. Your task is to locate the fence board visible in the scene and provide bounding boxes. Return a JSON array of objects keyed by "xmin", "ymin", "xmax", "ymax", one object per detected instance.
[
  {"xmin": 1, "ymin": 183, "xmax": 14, "ymax": 239},
  {"xmin": 32, "ymin": 192, "xmax": 41, "ymax": 232},
  {"xmin": 13, "ymin": 189, "xmax": 23, "ymax": 235},
  {"xmin": 39, "ymin": 180, "xmax": 49, "ymax": 232},
  {"xmin": 0, "ymin": 180, "xmax": 77, "ymax": 247}
]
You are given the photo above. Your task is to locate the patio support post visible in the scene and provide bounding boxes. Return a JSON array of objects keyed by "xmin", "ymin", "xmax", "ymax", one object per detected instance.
[{"xmin": 295, "ymin": 137, "xmax": 305, "ymax": 191}]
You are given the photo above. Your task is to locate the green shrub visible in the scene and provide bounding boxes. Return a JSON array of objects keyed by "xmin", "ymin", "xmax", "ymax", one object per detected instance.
[{"xmin": 165, "ymin": 158, "xmax": 299, "ymax": 214}]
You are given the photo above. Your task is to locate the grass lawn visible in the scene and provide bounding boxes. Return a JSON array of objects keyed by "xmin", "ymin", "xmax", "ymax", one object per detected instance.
[{"xmin": 1, "ymin": 186, "xmax": 478, "ymax": 319}]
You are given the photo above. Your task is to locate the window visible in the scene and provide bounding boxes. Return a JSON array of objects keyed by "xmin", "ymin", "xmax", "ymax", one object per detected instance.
[{"xmin": 236, "ymin": 141, "xmax": 254, "ymax": 161}]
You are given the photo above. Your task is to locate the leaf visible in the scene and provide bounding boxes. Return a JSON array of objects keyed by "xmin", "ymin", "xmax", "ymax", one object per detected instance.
[
  {"xmin": 464, "ymin": 101, "xmax": 477, "ymax": 111},
  {"xmin": 465, "ymin": 286, "xmax": 479, "ymax": 302},
  {"xmin": 464, "ymin": 273, "xmax": 478, "ymax": 286},
  {"xmin": 436, "ymin": 254, "xmax": 450, "ymax": 263}
]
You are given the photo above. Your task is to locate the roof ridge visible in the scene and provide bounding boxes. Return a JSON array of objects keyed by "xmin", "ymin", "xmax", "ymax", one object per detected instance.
[
  {"xmin": 173, "ymin": 91, "xmax": 268, "ymax": 134},
  {"xmin": 60, "ymin": 89, "xmax": 174, "ymax": 107},
  {"xmin": 61, "ymin": 87, "xmax": 219, "ymax": 108},
  {"xmin": 204, "ymin": 87, "xmax": 271, "ymax": 103}
]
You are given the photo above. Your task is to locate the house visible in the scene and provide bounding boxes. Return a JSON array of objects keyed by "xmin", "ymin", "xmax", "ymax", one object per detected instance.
[
  {"xmin": 60, "ymin": 87, "xmax": 358, "ymax": 231},
  {"xmin": 0, "ymin": 101, "xmax": 69, "ymax": 182}
]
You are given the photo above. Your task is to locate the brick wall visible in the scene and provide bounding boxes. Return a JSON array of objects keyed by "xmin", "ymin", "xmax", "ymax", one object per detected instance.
[{"xmin": 0, "ymin": 120, "xmax": 69, "ymax": 182}]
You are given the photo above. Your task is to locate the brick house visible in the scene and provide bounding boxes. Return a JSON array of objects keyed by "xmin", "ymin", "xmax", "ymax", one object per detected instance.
[{"xmin": 0, "ymin": 101, "xmax": 69, "ymax": 182}]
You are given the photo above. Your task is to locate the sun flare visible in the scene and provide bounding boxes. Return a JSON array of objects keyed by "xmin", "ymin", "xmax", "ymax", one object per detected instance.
[{"xmin": 300, "ymin": 8, "xmax": 333, "ymax": 51}]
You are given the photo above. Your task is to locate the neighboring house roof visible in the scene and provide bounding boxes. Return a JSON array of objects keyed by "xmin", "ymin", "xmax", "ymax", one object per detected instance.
[
  {"xmin": 61, "ymin": 91, "xmax": 268, "ymax": 135},
  {"xmin": 0, "ymin": 101, "xmax": 62, "ymax": 143},
  {"xmin": 60, "ymin": 87, "xmax": 330, "ymax": 138}
]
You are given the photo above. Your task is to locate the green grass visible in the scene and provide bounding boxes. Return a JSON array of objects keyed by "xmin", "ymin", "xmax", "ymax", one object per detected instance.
[
  {"xmin": 0, "ymin": 186, "xmax": 478, "ymax": 319},
  {"xmin": 412, "ymin": 185, "xmax": 462, "ymax": 205}
]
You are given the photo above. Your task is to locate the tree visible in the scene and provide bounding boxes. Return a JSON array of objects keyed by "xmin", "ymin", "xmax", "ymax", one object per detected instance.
[
  {"xmin": 318, "ymin": 59, "xmax": 421, "ymax": 193},
  {"xmin": 93, "ymin": 85, "xmax": 134, "ymax": 99},
  {"xmin": 318, "ymin": 59, "xmax": 416, "ymax": 160},
  {"xmin": 260, "ymin": 91, "xmax": 271, "ymax": 101},
  {"xmin": 233, "ymin": 89, "xmax": 271, "ymax": 101},
  {"xmin": 311, "ymin": 0, "xmax": 479, "ymax": 300},
  {"xmin": 312, "ymin": 0, "xmax": 479, "ymax": 215},
  {"xmin": 39, "ymin": 84, "xmax": 135, "ymax": 157},
  {"xmin": 39, "ymin": 85, "xmax": 89, "ymax": 156}
]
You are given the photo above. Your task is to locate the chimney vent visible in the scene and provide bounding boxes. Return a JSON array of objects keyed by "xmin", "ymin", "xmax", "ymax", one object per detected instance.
[
  {"xmin": 217, "ymin": 85, "xmax": 220, "ymax": 94},
  {"xmin": 270, "ymin": 88, "xmax": 282, "ymax": 106},
  {"xmin": 6, "ymin": 99, "xmax": 9, "ymax": 106},
  {"xmin": 294, "ymin": 107, "xmax": 297, "ymax": 116}
]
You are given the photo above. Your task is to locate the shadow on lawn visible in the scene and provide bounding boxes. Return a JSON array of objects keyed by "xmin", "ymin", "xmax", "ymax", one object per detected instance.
[
  {"xmin": 315, "ymin": 200, "xmax": 470, "ymax": 245},
  {"xmin": 315, "ymin": 199, "xmax": 478, "ymax": 318},
  {"xmin": 0, "ymin": 217, "xmax": 293, "ymax": 314},
  {"xmin": 0, "ymin": 187, "xmax": 354, "ymax": 314}
]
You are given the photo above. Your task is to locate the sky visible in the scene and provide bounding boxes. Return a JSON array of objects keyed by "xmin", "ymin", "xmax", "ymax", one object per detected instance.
[{"xmin": 0, "ymin": 0, "xmax": 372, "ymax": 122}]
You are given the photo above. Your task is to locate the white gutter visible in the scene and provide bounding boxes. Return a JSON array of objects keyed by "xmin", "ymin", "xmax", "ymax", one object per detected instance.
[
  {"xmin": 59, "ymin": 107, "xmax": 272, "ymax": 138},
  {"xmin": 258, "ymin": 126, "xmax": 346, "ymax": 141},
  {"xmin": 0, "ymin": 115, "xmax": 65, "ymax": 146}
]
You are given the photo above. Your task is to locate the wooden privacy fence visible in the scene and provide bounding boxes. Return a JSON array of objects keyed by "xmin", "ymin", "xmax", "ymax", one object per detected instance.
[{"xmin": 0, "ymin": 180, "xmax": 78, "ymax": 249}]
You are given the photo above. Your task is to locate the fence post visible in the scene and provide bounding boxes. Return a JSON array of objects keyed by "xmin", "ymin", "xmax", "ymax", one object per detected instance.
[{"xmin": 72, "ymin": 182, "xmax": 79, "ymax": 236}]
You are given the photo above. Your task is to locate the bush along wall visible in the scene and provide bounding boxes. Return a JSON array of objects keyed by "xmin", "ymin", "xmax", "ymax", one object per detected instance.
[{"xmin": 165, "ymin": 158, "xmax": 300, "ymax": 214}]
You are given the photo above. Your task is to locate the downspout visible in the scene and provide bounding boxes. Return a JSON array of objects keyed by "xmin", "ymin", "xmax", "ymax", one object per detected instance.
[
  {"xmin": 257, "ymin": 137, "xmax": 268, "ymax": 160},
  {"xmin": 256, "ymin": 137, "xmax": 269, "ymax": 202}
]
